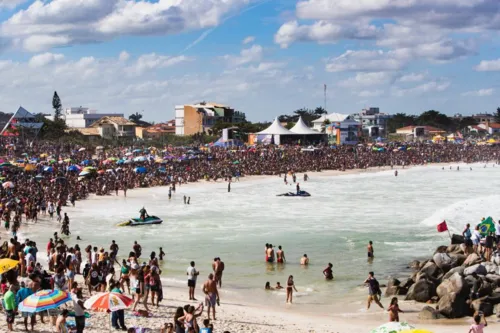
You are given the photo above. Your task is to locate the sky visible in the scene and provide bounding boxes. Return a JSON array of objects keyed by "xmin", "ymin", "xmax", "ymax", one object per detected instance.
[{"xmin": 0, "ymin": 0, "xmax": 499, "ymax": 122}]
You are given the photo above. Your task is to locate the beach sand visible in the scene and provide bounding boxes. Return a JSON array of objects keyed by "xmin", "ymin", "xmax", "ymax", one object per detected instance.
[{"xmin": 2, "ymin": 163, "xmax": 500, "ymax": 333}]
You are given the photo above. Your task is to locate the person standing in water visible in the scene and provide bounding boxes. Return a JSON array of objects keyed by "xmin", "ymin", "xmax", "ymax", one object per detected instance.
[
  {"xmin": 367, "ymin": 241, "xmax": 374, "ymax": 258},
  {"xmin": 296, "ymin": 183, "xmax": 300, "ymax": 195},
  {"xmin": 276, "ymin": 246, "xmax": 286, "ymax": 263},
  {"xmin": 228, "ymin": 182, "xmax": 231, "ymax": 193},
  {"xmin": 266, "ymin": 245, "xmax": 275, "ymax": 263},
  {"xmin": 286, "ymin": 275, "xmax": 297, "ymax": 304},
  {"xmin": 323, "ymin": 263, "xmax": 334, "ymax": 280}
]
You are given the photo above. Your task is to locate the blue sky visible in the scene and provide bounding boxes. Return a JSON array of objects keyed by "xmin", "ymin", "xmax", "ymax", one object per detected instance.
[{"xmin": 0, "ymin": 0, "xmax": 499, "ymax": 122}]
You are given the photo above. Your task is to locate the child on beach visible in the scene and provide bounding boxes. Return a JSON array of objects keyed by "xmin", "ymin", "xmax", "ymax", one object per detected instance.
[
  {"xmin": 388, "ymin": 297, "xmax": 403, "ymax": 322},
  {"xmin": 469, "ymin": 313, "xmax": 487, "ymax": 333}
]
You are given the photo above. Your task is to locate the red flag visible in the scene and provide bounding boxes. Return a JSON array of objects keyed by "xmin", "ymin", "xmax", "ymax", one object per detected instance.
[{"xmin": 437, "ymin": 221, "xmax": 448, "ymax": 233}]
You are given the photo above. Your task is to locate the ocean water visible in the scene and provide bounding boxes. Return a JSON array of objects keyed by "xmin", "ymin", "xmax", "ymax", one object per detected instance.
[{"xmin": 22, "ymin": 163, "xmax": 500, "ymax": 308}]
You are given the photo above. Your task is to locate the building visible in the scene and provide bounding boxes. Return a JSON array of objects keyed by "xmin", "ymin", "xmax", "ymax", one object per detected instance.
[
  {"xmin": 477, "ymin": 122, "xmax": 500, "ymax": 135},
  {"xmin": 175, "ymin": 102, "xmax": 246, "ymax": 136},
  {"xmin": 136, "ymin": 121, "xmax": 176, "ymax": 140},
  {"xmin": 311, "ymin": 113, "xmax": 361, "ymax": 144},
  {"xmin": 350, "ymin": 107, "xmax": 392, "ymax": 137},
  {"xmin": 454, "ymin": 113, "xmax": 496, "ymax": 124},
  {"xmin": 47, "ymin": 107, "xmax": 124, "ymax": 128},
  {"xmin": 85, "ymin": 116, "xmax": 137, "ymax": 139},
  {"xmin": 1, "ymin": 106, "xmax": 43, "ymax": 137},
  {"xmin": 396, "ymin": 126, "xmax": 446, "ymax": 137}
]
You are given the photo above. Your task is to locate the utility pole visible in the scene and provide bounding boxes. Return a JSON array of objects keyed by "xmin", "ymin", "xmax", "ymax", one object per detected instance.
[{"xmin": 324, "ymin": 84, "xmax": 327, "ymax": 111}]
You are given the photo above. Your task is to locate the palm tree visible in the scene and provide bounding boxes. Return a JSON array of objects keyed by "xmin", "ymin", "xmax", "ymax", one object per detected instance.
[{"xmin": 129, "ymin": 112, "xmax": 143, "ymax": 123}]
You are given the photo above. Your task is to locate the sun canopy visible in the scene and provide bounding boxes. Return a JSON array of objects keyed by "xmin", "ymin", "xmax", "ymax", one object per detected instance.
[
  {"xmin": 289, "ymin": 117, "xmax": 321, "ymax": 135},
  {"xmin": 257, "ymin": 117, "xmax": 296, "ymax": 135}
]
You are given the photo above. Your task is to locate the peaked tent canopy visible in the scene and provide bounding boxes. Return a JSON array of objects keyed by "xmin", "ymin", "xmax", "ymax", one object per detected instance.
[
  {"xmin": 290, "ymin": 117, "xmax": 321, "ymax": 135},
  {"xmin": 257, "ymin": 117, "xmax": 296, "ymax": 135},
  {"xmin": 1, "ymin": 106, "xmax": 43, "ymax": 137}
]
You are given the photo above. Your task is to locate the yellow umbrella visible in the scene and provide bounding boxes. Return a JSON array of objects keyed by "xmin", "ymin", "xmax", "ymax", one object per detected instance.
[
  {"xmin": 40, "ymin": 153, "xmax": 48, "ymax": 158},
  {"xmin": 487, "ymin": 138, "xmax": 496, "ymax": 143},
  {"xmin": 400, "ymin": 330, "xmax": 434, "ymax": 333},
  {"xmin": 0, "ymin": 258, "xmax": 19, "ymax": 274},
  {"xmin": 25, "ymin": 164, "xmax": 36, "ymax": 171}
]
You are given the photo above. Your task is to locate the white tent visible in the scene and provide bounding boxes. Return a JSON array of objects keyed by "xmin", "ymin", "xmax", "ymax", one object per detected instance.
[
  {"xmin": 257, "ymin": 117, "xmax": 295, "ymax": 135},
  {"xmin": 290, "ymin": 117, "xmax": 320, "ymax": 135}
]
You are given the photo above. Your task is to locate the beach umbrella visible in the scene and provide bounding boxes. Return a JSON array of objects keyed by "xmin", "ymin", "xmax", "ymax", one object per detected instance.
[
  {"xmin": 125, "ymin": 152, "xmax": 133, "ymax": 156},
  {"xmin": 116, "ymin": 160, "xmax": 124, "ymax": 165},
  {"xmin": 233, "ymin": 160, "xmax": 240, "ymax": 164},
  {"xmin": 79, "ymin": 171, "xmax": 90, "ymax": 177},
  {"xmin": 67, "ymin": 165, "xmax": 80, "ymax": 172},
  {"xmin": 97, "ymin": 170, "xmax": 105, "ymax": 174},
  {"xmin": 63, "ymin": 158, "xmax": 73, "ymax": 163},
  {"xmin": 48, "ymin": 159, "xmax": 56, "ymax": 164},
  {"xmin": 0, "ymin": 258, "xmax": 19, "ymax": 274},
  {"xmin": 134, "ymin": 156, "xmax": 147, "ymax": 162},
  {"xmin": 19, "ymin": 289, "xmax": 72, "ymax": 313},
  {"xmin": 123, "ymin": 160, "xmax": 132, "ymax": 164},
  {"xmin": 96, "ymin": 146, "xmax": 104, "ymax": 150},
  {"xmin": 107, "ymin": 157, "xmax": 119, "ymax": 162},
  {"xmin": 78, "ymin": 147, "xmax": 86, "ymax": 152},
  {"xmin": 2, "ymin": 181, "xmax": 14, "ymax": 189},
  {"xmin": 134, "ymin": 166, "xmax": 147, "ymax": 174},
  {"xmin": 40, "ymin": 153, "xmax": 48, "ymax": 158},
  {"xmin": 24, "ymin": 164, "xmax": 36, "ymax": 172},
  {"xmin": 35, "ymin": 174, "xmax": 44, "ymax": 180},
  {"xmin": 83, "ymin": 167, "xmax": 96, "ymax": 172},
  {"xmin": 0, "ymin": 162, "xmax": 12, "ymax": 167},
  {"xmin": 21, "ymin": 153, "xmax": 28, "ymax": 156},
  {"xmin": 43, "ymin": 166, "xmax": 54, "ymax": 173},
  {"xmin": 84, "ymin": 292, "xmax": 132, "ymax": 312},
  {"xmin": 370, "ymin": 322, "xmax": 415, "ymax": 333},
  {"xmin": 132, "ymin": 149, "xmax": 142, "ymax": 153}
]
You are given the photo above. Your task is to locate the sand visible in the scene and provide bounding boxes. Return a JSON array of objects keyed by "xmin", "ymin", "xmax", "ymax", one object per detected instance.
[{"xmin": 2, "ymin": 163, "xmax": 500, "ymax": 333}]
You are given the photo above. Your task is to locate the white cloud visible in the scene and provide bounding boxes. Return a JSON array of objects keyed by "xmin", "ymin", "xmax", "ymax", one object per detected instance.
[
  {"xmin": 326, "ymin": 49, "xmax": 409, "ymax": 72},
  {"xmin": 29, "ymin": 52, "xmax": 64, "ymax": 68},
  {"xmin": 129, "ymin": 53, "xmax": 191, "ymax": 75},
  {"xmin": 358, "ymin": 90, "xmax": 383, "ymax": 97},
  {"xmin": 242, "ymin": 36, "xmax": 255, "ymax": 44},
  {"xmin": 118, "ymin": 51, "xmax": 130, "ymax": 62},
  {"xmin": 0, "ymin": 0, "xmax": 27, "ymax": 9},
  {"xmin": 1, "ymin": 0, "xmax": 251, "ymax": 51},
  {"xmin": 339, "ymin": 72, "xmax": 394, "ymax": 87},
  {"xmin": 462, "ymin": 88, "xmax": 494, "ymax": 97},
  {"xmin": 222, "ymin": 44, "xmax": 263, "ymax": 67},
  {"xmin": 398, "ymin": 72, "xmax": 427, "ymax": 83},
  {"xmin": 392, "ymin": 81, "xmax": 450, "ymax": 97},
  {"xmin": 475, "ymin": 59, "xmax": 500, "ymax": 71}
]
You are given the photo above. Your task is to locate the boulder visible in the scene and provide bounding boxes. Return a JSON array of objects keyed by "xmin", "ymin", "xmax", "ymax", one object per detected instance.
[
  {"xmin": 492, "ymin": 253, "xmax": 500, "ymax": 266},
  {"xmin": 471, "ymin": 299, "xmax": 494, "ymax": 317},
  {"xmin": 433, "ymin": 253, "xmax": 454, "ymax": 272},
  {"xmin": 463, "ymin": 253, "xmax": 481, "ymax": 267},
  {"xmin": 434, "ymin": 245, "xmax": 448, "ymax": 254},
  {"xmin": 484, "ymin": 292, "xmax": 500, "ymax": 305},
  {"xmin": 485, "ymin": 274, "xmax": 500, "ymax": 287},
  {"xmin": 418, "ymin": 306, "xmax": 444, "ymax": 320},
  {"xmin": 496, "ymin": 304, "xmax": 500, "ymax": 318},
  {"xmin": 448, "ymin": 253, "xmax": 467, "ymax": 267},
  {"xmin": 419, "ymin": 260, "xmax": 430, "ymax": 270},
  {"xmin": 443, "ymin": 266, "xmax": 465, "ymax": 281},
  {"xmin": 385, "ymin": 278, "xmax": 400, "ymax": 296},
  {"xmin": 437, "ymin": 273, "xmax": 469, "ymax": 298},
  {"xmin": 437, "ymin": 292, "xmax": 471, "ymax": 318},
  {"xmin": 464, "ymin": 264, "xmax": 487, "ymax": 276},
  {"xmin": 418, "ymin": 262, "xmax": 441, "ymax": 279},
  {"xmin": 479, "ymin": 281, "xmax": 494, "ymax": 298},
  {"xmin": 481, "ymin": 262, "xmax": 498, "ymax": 274},
  {"xmin": 409, "ymin": 260, "xmax": 421, "ymax": 270},
  {"xmin": 451, "ymin": 234, "xmax": 464, "ymax": 245},
  {"xmin": 405, "ymin": 279, "xmax": 436, "ymax": 303},
  {"xmin": 446, "ymin": 244, "xmax": 463, "ymax": 254}
]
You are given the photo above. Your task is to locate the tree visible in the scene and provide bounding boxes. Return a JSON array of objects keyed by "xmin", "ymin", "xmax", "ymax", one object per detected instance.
[
  {"xmin": 52, "ymin": 91, "xmax": 62, "ymax": 121},
  {"xmin": 35, "ymin": 113, "xmax": 67, "ymax": 140},
  {"xmin": 314, "ymin": 106, "xmax": 327, "ymax": 115},
  {"xmin": 386, "ymin": 113, "xmax": 416, "ymax": 133},
  {"xmin": 321, "ymin": 119, "xmax": 331, "ymax": 133},
  {"xmin": 416, "ymin": 110, "xmax": 453, "ymax": 131},
  {"xmin": 495, "ymin": 107, "xmax": 500, "ymax": 123},
  {"xmin": 129, "ymin": 112, "xmax": 143, "ymax": 123}
]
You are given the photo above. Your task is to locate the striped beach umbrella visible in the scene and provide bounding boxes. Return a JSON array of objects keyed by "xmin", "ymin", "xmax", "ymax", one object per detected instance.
[
  {"xmin": 84, "ymin": 292, "xmax": 133, "ymax": 312},
  {"xmin": 370, "ymin": 322, "xmax": 415, "ymax": 333},
  {"xmin": 18, "ymin": 290, "xmax": 72, "ymax": 313}
]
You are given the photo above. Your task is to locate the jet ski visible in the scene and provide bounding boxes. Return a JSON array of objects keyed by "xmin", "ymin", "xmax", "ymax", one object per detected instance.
[
  {"xmin": 277, "ymin": 191, "xmax": 311, "ymax": 197},
  {"xmin": 118, "ymin": 216, "xmax": 163, "ymax": 226}
]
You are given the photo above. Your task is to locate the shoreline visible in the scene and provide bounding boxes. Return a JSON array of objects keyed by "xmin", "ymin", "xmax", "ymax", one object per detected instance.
[{"xmin": 4, "ymin": 161, "xmax": 500, "ymax": 332}]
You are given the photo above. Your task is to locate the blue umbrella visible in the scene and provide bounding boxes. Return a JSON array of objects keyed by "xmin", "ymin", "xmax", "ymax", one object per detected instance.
[
  {"xmin": 135, "ymin": 167, "xmax": 147, "ymax": 174},
  {"xmin": 81, "ymin": 160, "xmax": 90, "ymax": 166},
  {"xmin": 116, "ymin": 160, "xmax": 125, "ymax": 165},
  {"xmin": 43, "ymin": 166, "xmax": 54, "ymax": 172},
  {"xmin": 158, "ymin": 167, "xmax": 167, "ymax": 173},
  {"xmin": 133, "ymin": 149, "xmax": 142, "ymax": 153},
  {"xmin": 67, "ymin": 165, "xmax": 79, "ymax": 172}
]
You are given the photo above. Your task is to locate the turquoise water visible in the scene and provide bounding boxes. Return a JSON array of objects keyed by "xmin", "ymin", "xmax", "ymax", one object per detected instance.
[{"xmin": 22, "ymin": 163, "xmax": 500, "ymax": 307}]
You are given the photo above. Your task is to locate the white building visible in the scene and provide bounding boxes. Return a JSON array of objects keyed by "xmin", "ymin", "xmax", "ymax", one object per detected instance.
[
  {"xmin": 311, "ymin": 113, "xmax": 361, "ymax": 144},
  {"xmin": 47, "ymin": 107, "xmax": 124, "ymax": 128},
  {"xmin": 351, "ymin": 107, "xmax": 392, "ymax": 138}
]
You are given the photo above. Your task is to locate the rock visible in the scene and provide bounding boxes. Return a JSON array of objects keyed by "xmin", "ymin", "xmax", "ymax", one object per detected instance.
[
  {"xmin": 419, "ymin": 306, "xmax": 444, "ymax": 319},
  {"xmin": 385, "ymin": 278, "xmax": 401, "ymax": 297},
  {"xmin": 448, "ymin": 253, "xmax": 467, "ymax": 266},
  {"xmin": 437, "ymin": 292, "xmax": 471, "ymax": 318},
  {"xmin": 496, "ymin": 304, "xmax": 500, "ymax": 318},
  {"xmin": 484, "ymin": 292, "xmax": 500, "ymax": 305},
  {"xmin": 419, "ymin": 260, "xmax": 430, "ymax": 270},
  {"xmin": 446, "ymin": 244, "xmax": 463, "ymax": 254},
  {"xmin": 433, "ymin": 253, "xmax": 454, "ymax": 272},
  {"xmin": 405, "ymin": 279, "xmax": 436, "ymax": 302},
  {"xmin": 492, "ymin": 253, "xmax": 500, "ymax": 266},
  {"xmin": 434, "ymin": 245, "xmax": 448, "ymax": 254},
  {"xmin": 443, "ymin": 266, "xmax": 465, "ymax": 280},
  {"xmin": 463, "ymin": 253, "xmax": 481, "ymax": 267},
  {"xmin": 481, "ymin": 262, "xmax": 498, "ymax": 274},
  {"xmin": 418, "ymin": 262, "xmax": 441, "ymax": 279},
  {"xmin": 479, "ymin": 281, "xmax": 494, "ymax": 298},
  {"xmin": 409, "ymin": 260, "xmax": 420, "ymax": 270},
  {"xmin": 485, "ymin": 274, "xmax": 500, "ymax": 287},
  {"xmin": 437, "ymin": 273, "xmax": 470, "ymax": 298},
  {"xmin": 451, "ymin": 234, "xmax": 464, "ymax": 245},
  {"xmin": 471, "ymin": 299, "xmax": 494, "ymax": 316},
  {"xmin": 464, "ymin": 264, "xmax": 487, "ymax": 276}
]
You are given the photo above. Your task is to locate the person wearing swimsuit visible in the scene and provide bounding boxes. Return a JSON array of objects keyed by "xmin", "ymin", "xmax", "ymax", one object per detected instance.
[
  {"xmin": 276, "ymin": 246, "xmax": 286, "ymax": 263},
  {"xmin": 286, "ymin": 275, "xmax": 297, "ymax": 304},
  {"xmin": 367, "ymin": 241, "xmax": 374, "ymax": 258}
]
